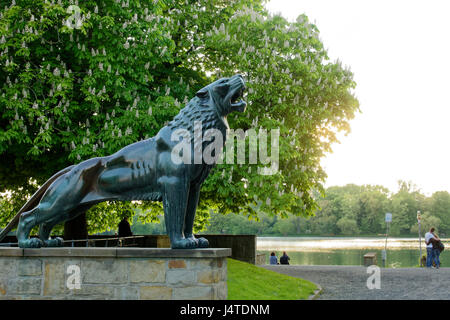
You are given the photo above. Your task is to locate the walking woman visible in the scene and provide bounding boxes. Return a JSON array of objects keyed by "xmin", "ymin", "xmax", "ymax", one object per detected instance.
[{"xmin": 425, "ymin": 227, "xmax": 440, "ymax": 268}]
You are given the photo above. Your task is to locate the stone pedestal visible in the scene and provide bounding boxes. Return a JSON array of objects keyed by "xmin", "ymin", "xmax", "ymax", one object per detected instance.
[{"xmin": 0, "ymin": 247, "xmax": 230, "ymax": 300}]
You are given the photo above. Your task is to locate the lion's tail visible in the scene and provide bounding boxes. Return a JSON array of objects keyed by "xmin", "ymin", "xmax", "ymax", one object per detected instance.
[{"xmin": 0, "ymin": 165, "xmax": 75, "ymax": 243}]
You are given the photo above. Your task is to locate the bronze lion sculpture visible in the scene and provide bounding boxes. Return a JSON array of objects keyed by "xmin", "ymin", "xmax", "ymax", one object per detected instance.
[{"xmin": 0, "ymin": 74, "xmax": 246, "ymax": 249}]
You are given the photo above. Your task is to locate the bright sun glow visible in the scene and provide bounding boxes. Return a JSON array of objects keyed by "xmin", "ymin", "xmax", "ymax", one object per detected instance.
[{"xmin": 266, "ymin": 0, "xmax": 450, "ymax": 195}]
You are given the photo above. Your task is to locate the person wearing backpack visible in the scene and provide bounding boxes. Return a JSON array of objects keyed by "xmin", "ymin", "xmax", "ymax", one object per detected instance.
[{"xmin": 431, "ymin": 230, "xmax": 442, "ymax": 268}]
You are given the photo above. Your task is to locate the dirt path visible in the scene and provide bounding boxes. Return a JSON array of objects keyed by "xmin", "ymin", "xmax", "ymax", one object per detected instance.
[{"xmin": 262, "ymin": 265, "xmax": 450, "ymax": 300}]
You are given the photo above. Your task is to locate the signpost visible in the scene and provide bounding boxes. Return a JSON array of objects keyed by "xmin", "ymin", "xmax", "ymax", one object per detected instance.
[
  {"xmin": 417, "ymin": 211, "xmax": 422, "ymax": 266},
  {"xmin": 382, "ymin": 213, "xmax": 392, "ymax": 267}
]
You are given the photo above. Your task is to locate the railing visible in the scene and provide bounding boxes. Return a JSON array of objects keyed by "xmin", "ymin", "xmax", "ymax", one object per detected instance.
[
  {"xmin": 0, "ymin": 242, "xmax": 17, "ymax": 247},
  {"xmin": 0, "ymin": 235, "xmax": 145, "ymax": 248}
]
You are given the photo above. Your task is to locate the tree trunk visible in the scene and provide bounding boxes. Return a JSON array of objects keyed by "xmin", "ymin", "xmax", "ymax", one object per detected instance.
[{"xmin": 64, "ymin": 212, "xmax": 88, "ymax": 242}]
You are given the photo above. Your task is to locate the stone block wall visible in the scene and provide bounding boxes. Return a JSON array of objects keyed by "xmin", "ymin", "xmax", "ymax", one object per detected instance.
[{"xmin": 0, "ymin": 247, "xmax": 230, "ymax": 300}]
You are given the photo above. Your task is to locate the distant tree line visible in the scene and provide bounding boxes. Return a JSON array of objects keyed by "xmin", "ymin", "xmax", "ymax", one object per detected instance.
[{"xmin": 201, "ymin": 181, "xmax": 450, "ymax": 237}]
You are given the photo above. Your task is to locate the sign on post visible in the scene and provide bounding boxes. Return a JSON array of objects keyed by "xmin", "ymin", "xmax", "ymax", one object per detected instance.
[
  {"xmin": 382, "ymin": 213, "xmax": 392, "ymax": 268},
  {"xmin": 385, "ymin": 213, "xmax": 392, "ymax": 223}
]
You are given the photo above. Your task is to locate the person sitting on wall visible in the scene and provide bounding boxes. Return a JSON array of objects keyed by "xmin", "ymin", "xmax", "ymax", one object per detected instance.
[
  {"xmin": 269, "ymin": 252, "xmax": 279, "ymax": 265},
  {"xmin": 280, "ymin": 251, "xmax": 290, "ymax": 265},
  {"xmin": 118, "ymin": 216, "xmax": 133, "ymax": 237}
]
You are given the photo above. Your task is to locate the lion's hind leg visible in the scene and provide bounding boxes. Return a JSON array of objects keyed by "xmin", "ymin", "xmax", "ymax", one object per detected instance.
[
  {"xmin": 17, "ymin": 203, "xmax": 70, "ymax": 248},
  {"xmin": 17, "ymin": 207, "xmax": 44, "ymax": 248},
  {"xmin": 18, "ymin": 169, "xmax": 89, "ymax": 248}
]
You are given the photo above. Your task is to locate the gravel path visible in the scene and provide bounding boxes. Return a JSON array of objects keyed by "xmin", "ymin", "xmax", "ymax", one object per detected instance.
[{"xmin": 262, "ymin": 265, "xmax": 450, "ymax": 300}]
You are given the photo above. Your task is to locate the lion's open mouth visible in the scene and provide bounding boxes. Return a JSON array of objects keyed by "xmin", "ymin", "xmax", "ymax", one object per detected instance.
[{"xmin": 230, "ymin": 86, "xmax": 246, "ymax": 112}]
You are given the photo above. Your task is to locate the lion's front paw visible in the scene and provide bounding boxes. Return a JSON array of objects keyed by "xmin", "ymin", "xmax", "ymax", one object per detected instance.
[
  {"xmin": 185, "ymin": 235, "xmax": 209, "ymax": 248},
  {"xmin": 171, "ymin": 238, "xmax": 197, "ymax": 249},
  {"xmin": 44, "ymin": 237, "xmax": 64, "ymax": 247},
  {"xmin": 197, "ymin": 237, "xmax": 209, "ymax": 248},
  {"xmin": 18, "ymin": 238, "xmax": 44, "ymax": 248}
]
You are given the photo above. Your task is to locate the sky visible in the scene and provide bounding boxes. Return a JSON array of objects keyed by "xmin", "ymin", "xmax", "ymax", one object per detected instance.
[{"xmin": 266, "ymin": 0, "xmax": 450, "ymax": 195}]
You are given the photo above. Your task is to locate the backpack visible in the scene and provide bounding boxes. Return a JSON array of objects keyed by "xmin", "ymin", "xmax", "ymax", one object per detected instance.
[{"xmin": 430, "ymin": 238, "xmax": 444, "ymax": 252}]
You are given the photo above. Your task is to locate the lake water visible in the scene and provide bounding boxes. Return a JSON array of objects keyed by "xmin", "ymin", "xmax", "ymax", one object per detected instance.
[{"xmin": 257, "ymin": 237, "xmax": 449, "ymax": 268}]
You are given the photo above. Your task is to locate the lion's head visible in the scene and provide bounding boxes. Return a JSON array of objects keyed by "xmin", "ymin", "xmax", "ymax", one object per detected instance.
[
  {"xmin": 195, "ymin": 74, "xmax": 247, "ymax": 116},
  {"xmin": 167, "ymin": 74, "xmax": 247, "ymax": 140}
]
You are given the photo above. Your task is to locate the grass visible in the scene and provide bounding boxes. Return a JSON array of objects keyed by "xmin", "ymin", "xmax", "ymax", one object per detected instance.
[{"xmin": 227, "ymin": 258, "xmax": 317, "ymax": 300}]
